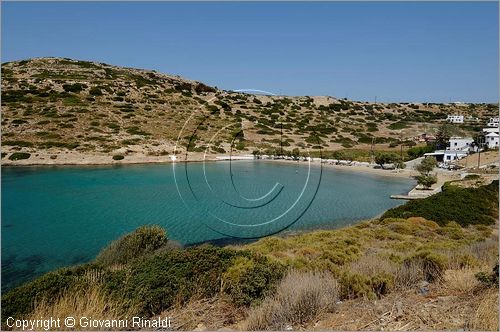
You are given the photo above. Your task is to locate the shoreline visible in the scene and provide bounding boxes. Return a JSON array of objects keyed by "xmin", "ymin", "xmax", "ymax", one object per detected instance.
[
  {"xmin": 2, "ymin": 150, "xmax": 418, "ymax": 179},
  {"xmin": 265, "ymin": 158, "xmax": 417, "ymax": 179}
]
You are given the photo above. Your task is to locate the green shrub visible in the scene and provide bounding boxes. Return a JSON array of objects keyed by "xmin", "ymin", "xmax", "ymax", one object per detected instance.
[
  {"xmin": 1, "ymin": 264, "xmax": 96, "ymax": 321},
  {"xmin": 105, "ymin": 245, "xmax": 237, "ymax": 315},
  {"xmin": 3, "ymin": 140, "xmax": 34, "ymax": 147},
  {"xmin": 406, "ymin": 145, "xmax": 435, "ymax": 159},
  {"xmin": 338, "ymin": 271, "xmax": 393, "ymax": 300},
  {"xmin": 403, "ymin": 250, "xmax": 447, "ymax": 283},
  {"xmin": 11, "ymin": 119, "xmax": 28, "ymax": 125},
  {"xmin": 95, "ymin": 225, "xmax": 167, "ymax": 266},
  {"xmin": 388, "ymin": 121, "xmax": 409, "ymax": 130},
  {"xmin": 126, "ymin": 126, "xmax": 150, "ymax": 136},
  {"xmin": 38, "ymin": 141, "xmax": 79, "ymax": 149},
  {"xmin": 475, "ymin": 264, "xmax": 499, "ymax": 287},
  {"xmin": 382, "ymin": 181, "xmax": 498, "ymax": 227},
  {"xmin": 415, "ymin": 174, "xmax": 437, "ymax": 189},
  {"xmin": 464, "ymin": 174, "xmax": 481, "ymax": 180},
  {"xmin": 222, "ymin": 256, "xmax": 285, "ymax": 306},
  {"xmin": 243, "ymin": 270, "xmax": 338, "ymax": 330},
  {"xmin": 375, "ymin": 152, "xmax": 400, "ymax": 169},
  {"xmin": 112, "ymin": 155, "xmax": 125, "ymax": 161},
  {"xmin": 62, "ymin": 83, "xmax": 85, "ymax": 93},
  {"xmin": 8, "ymin": 152, "xmax": 31, "ymax": 160},
  {"xmin": 89, "ymin": 87, "xmax": 103, "ymax": 96}
]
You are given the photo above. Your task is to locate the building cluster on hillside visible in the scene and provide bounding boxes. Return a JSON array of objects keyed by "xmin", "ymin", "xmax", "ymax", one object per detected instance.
[
  {"xmin": 445, "ymin": 114, "xmax": 480, "ymax": 124},
  {"xmin": 446, "ymin": 114, "xmax": 464, "ymax": 124},
  {"xmin": 424, "ymin": 117, "xmax": 499, "ymax": 167}
]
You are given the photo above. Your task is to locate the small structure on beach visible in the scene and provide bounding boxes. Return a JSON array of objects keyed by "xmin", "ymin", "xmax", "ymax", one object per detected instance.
[{"xmin": 216, "ymin": 154, "xmax": 255, "ymax": 161}]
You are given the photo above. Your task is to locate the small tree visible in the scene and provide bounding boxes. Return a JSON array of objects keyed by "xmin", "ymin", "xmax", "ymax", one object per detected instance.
[
  {"xmin": 415, "ymin": 174, "xmax": 437, "ymax": 189},
  {"xmin": 416, "ymin": 157, "xmax": 437, "ymax": 175},
  {"xmin": 435, "ymin": 124, "xmax": 453, "ymax": 149},
  {"xmin": 394, "ymin": 158, "xmax": 406, "ymax": 170},
  {"xmin": 375, "ymin": 152, "xmax": 399, "ymax": 169},
  {"xmin": 414, "ymin": 157, "xmax": 438, "ymax": 189}
]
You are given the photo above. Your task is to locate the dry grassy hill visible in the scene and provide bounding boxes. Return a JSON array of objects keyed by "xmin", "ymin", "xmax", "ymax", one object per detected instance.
[{"xmin": 2, "ymin": 57, "xmax": 498, "ymax": 164}]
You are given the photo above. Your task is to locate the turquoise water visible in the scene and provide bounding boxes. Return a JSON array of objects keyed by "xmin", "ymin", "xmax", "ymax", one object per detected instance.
[{"xmin": 2, "ymin": 161, "xmax": 414, "ymax": 290}]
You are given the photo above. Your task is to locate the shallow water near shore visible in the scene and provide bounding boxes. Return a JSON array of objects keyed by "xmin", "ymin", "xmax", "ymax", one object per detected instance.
[{"xmin": 2, "ymin": 161, "xmax": 414, "ymax": 291}]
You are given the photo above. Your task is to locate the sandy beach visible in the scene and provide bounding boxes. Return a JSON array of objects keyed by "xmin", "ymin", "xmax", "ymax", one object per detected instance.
[
  {"xmin": 2, "ymin": 149, "xmax": 413, "ymax": 178},
  {"xmin": 4, "ymin": 149, "xmax": 495, "ymax": 193}
]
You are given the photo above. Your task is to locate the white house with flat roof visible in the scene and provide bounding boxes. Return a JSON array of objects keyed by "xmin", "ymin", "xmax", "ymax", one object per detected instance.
[
  {"xmin": 447, "ymin": 137, "xmax": 474, "ymax": 151},
  {"xmin": 486, "ymin": 117, "xmax": 499, "ymax": 127},
  {"xmin": 424, "ymin": 136, "xmax": 474, "ymax": 165},
  {"xmin": 485, "ymin": 132, "xmax": 499, "ymax": 149},
  {"xmin": 424, "ymin": 150, "xmax": 469, "ymax": 164},
  {"xmin": 446, "ymin": 115, "xmax": 464, "ymax": 124}
]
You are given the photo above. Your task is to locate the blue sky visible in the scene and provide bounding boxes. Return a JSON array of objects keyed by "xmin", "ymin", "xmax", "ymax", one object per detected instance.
[{"xmin": 2, "ymin": 2, "xmax": 498, "ymax": 103}]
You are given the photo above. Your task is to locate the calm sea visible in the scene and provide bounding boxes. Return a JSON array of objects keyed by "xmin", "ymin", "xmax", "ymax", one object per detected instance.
[{"xmin": 1, "ymin": 161, "xmax": 414, "ymax": 290}]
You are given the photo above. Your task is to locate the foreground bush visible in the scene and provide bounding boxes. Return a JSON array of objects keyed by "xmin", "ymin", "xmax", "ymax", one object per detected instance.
[
  {"xmin": 2, "ymin": 227, "xmax": 284, "ymax": 321},
  {"xmin": 244, "ymin": 270, "xmax": 338, "ymax": 330},
  {"xmin": 27, "ymin": 282, "xmax": 135, "ymax": 327},
  {"xmin": 382, "ymin": 181, "xmax": 499, "ymax": 227},
  {"xmin": 475, "ymin": 264, "xmax": 499, "ymax": 287},
  {"xmin": 104, "ymin": 246, "xmax": 283, "ymax": 316},
  {"xmin": 403, "ymin": 250, "xmax": 447, "ymax": 283},
  {"xmin": 338, "ymin": 270, "xmax": 393, "ymax": 300},
  {"xmin": 2, "ymin": 264, "xmax": 95, "ymax": 320},
  {"xmin": 222, "ymin": 256, "xmax": 285, "ymax": 306},
  {"xmin": 95, "ymin": 225, "xmax": 168, "ymax": 265}
]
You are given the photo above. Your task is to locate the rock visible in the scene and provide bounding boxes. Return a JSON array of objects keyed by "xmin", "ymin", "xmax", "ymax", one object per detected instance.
[
  {"xmin": 419, "ymin": 281, "xmax": 429, "ymax": 295},
  {"xmin": 396, "ymin": 301, "xmax": 403, "ymax": 319},
  {"xmin": 194, "ymin": 323, "xmax": 206, "ymax": 331}
]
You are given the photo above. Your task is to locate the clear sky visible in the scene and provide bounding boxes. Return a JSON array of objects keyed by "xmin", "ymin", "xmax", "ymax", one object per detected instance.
[{"xmin": 2, "ymin": 2, "xmax": 498, "ymax": 103}]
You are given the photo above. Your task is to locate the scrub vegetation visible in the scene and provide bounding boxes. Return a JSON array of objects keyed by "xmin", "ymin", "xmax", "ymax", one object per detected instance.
[
  {"xmin": 2, "ymin": 57, "xmax": 498, "ymax": 163},
  {"xmin": 382, "ymin": 180, "xmax": 498, "ymax": 226},
  {"xmin": 2, "ymin": 179, "xmax": 498, "ymax": 331}
]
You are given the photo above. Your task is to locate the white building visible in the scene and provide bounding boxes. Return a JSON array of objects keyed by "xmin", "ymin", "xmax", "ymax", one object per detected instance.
[
  {"xmin": 447, "ymin": 137, "xmax": 473, "ymax": 151},
  {"xmin": 446, "ymin": 115, "xmax": 464, "ymax": 124},
  {"xmin": 486, "ymin": 117, "xmax": 499, "ymax": 127},
  {"xmin": 483, "ymin": 127, "xmax": 500, "ymax": 134},
  {"xmin": 216, "ymin": 154, "xmax": 255, "ymax": 161},
  {"xmin": 424, "ymin": 136, "xmax": 474, "ymax": 165},
  {"xmin": 465, "ymin": 116, "xmax": 479, "ymax": 123},
  {"xmin": 485, "ymin": 132, "xmax": 499, "ymax": 149},
  {"xmin": 424, "ymin": 150, "xmax": 469, "ymax": 164}
]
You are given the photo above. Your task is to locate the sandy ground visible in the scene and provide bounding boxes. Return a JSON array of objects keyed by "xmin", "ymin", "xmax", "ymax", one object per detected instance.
[
  {"xmin": 1, "ymin": 149, "xmax": 217, "ymax": 166},
  {"xmin": 2, "ymin": 149, "xmax": 417, "ymax": 179},
  {"xmin": 457, "ymin": 150, "xmax": 499, "ymax": 168},
  {"xmin": 268, "ymin": 159, "xmax": 417, "ymax": 179}
]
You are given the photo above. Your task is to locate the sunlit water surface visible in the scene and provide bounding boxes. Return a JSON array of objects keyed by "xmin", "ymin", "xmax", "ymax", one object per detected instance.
[{"xmin": 2, "ymin": 161, "xmax": 414, "ymax": 290}]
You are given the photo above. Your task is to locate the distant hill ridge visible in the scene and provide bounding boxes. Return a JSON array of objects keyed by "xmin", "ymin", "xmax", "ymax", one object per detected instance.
[{"xmin": 1, "ymin": 57, "xmax": 498, "ymax": 163}]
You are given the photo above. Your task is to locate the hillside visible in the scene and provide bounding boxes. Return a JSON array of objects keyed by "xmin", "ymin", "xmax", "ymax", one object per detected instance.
[{"xmin": 2, "ymin": 57, "xmax": 498, "ymax": 164}]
